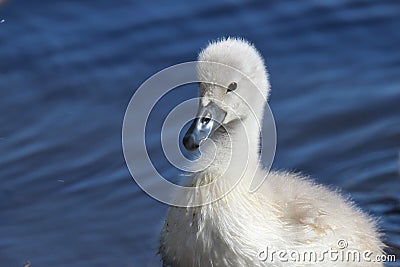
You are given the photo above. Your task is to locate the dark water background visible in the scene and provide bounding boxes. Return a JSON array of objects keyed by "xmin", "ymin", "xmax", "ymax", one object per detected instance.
[{"xmin": 1, "ymin": 0, "xmax": 400, "ymax": 266}]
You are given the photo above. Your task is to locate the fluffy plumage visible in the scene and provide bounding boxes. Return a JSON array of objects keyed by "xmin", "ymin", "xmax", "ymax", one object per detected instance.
[{"xmin": 159, "ymin": 38, "xmax": 384, "ymax": 267}]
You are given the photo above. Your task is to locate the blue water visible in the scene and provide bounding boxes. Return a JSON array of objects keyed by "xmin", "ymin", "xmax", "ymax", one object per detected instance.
[{"xmin": 1, "ymin": 0, "xmax": 400, "ymax": 266}]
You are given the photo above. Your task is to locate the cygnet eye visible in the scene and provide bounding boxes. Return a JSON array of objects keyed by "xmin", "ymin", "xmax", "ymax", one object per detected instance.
[{"xmin": 227, "ymin": 82, "xmax": 237, "ymax": 92}]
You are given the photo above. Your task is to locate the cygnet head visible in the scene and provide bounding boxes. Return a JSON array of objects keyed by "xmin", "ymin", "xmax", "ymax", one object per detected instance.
[{"xmin": 183, "ymin": 38, "xmax": 270, "ymax": 151}]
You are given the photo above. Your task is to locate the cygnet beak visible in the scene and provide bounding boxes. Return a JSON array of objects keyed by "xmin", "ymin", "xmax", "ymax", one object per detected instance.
[{"xmin": 183, "ymin": 102, "xmax": 226, "ymax": 151}]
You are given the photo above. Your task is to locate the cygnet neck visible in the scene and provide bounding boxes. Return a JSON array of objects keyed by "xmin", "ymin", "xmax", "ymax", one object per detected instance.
[{"xmin": 199, "ymin": 113, "xmax": 262, "ymax": 185}]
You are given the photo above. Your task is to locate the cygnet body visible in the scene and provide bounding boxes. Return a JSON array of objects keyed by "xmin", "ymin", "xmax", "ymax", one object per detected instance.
[{"xmin": 159, "ymin": 38, "xmax": 384, "ymax": 267}]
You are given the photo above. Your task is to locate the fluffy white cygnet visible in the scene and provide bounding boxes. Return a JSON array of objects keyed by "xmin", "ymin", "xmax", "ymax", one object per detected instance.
[{"xmin": 159, "ymin": 38, "xmax": 384, "ymax": 267}]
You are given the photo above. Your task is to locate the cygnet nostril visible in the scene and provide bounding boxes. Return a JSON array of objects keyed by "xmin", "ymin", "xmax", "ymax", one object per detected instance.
[{"xmin": 200, "ymin": 116, "xmax": 211, "ymax": 124}]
